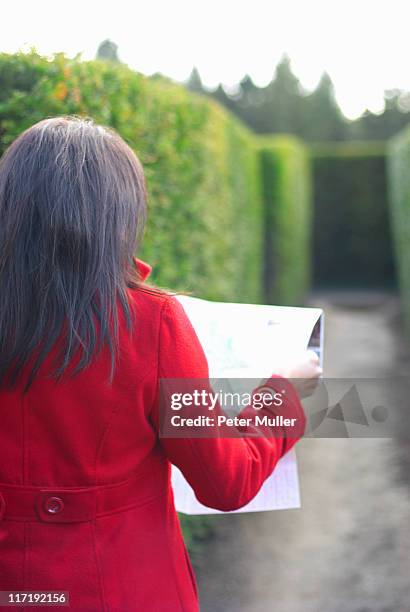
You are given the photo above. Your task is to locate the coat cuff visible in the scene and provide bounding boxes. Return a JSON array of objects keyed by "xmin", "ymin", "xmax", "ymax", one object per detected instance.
[{"xmin": 238, "ymin": 375, "xmax": 306, "ymax": 455}]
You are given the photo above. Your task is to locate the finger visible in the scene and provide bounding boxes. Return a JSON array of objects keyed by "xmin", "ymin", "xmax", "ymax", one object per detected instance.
[{"xmin": 310, "ymin": 352, "xmax": 320, "ymax": 365}]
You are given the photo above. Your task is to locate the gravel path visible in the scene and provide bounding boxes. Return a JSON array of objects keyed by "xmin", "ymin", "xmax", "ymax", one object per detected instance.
[{"xmin": 196, "ymin": 292, "xmax": 410, "ymax": 612}]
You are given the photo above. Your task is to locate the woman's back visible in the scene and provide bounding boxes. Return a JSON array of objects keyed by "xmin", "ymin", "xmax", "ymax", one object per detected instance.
[
  {"xmin": 0, "ymin": 116, "xmax": 309, "ymax": 611},
  {"xmin": 0, "ymin": 261, "xmax": 202, "ymax": 610}
]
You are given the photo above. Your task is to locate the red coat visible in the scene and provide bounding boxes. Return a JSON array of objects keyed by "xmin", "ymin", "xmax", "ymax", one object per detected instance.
[{"xmin": 0, "ymin": 258, "xmax": 306, "ymax": 611}]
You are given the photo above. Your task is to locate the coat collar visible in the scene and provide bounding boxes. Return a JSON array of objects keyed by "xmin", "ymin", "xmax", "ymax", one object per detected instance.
[{"xmin": 133, "ymin": 257, "xmax": 152, "ymax": 282}]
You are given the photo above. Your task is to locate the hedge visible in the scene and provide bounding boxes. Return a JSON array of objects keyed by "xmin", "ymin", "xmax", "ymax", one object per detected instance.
[
  {"xmin": 0, "ymin": 51, "xmax": 313, "ymax": 558},
  {"xmin": 259, "ymin": 135, "xmax": 312, "ymax": 305},
  {"xmin": 312, "ymin": 142, "xmax": 396, "ymax": 288},
  {"xmin": 387, "ymin": 126, "xmax": 410, "ymax": 334},
  {"xmin": 0, "ymin": 51, "xmax": 263, "ymax": 305}
]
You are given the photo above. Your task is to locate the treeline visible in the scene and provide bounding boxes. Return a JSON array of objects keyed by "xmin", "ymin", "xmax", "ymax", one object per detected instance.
[{"xmin": 185, "ymin": 56, "xmax": 410, "ymax": 142}]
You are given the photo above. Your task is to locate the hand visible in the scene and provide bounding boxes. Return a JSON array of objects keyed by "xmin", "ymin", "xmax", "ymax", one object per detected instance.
[{"xmin": 276, "ymin": 349, "xmax": 322, "ymax": 398}]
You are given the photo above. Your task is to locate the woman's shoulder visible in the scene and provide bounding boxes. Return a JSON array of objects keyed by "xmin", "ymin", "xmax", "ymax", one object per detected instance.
[
  {"xmin": 125, "ymin": 258, "xmax": 192, "ymax": 334},
  {"xmin": 126, "ymin": 257, "xmax": 172, "ymax": 310},
  {"xmin": 126, "ymin": 282, "xmax": 174, "ymax": 316},
  {"xmin": 128, "ymin": 284, "xmax": 194, "ymax": 336}
]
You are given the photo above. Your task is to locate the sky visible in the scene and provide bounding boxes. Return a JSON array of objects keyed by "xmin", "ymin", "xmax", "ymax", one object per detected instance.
[{"xmin": 1, "ymin": 0, "xmax": 409, "ymax": 120}]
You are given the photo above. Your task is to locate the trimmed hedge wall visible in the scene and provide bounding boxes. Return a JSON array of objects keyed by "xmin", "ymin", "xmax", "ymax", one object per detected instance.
[
  {"xmin": 312, "ymin": 142, "xmax": 396, "ymax": 288},
  {"xmin": 259, "ymin": 136, "xmax": 312, "ymax": 305},
  {"xmin": 0, "ymin": 51, "xmax": 263, "ymax": 304},
  {"xmin": 387, "ymin": 126, "xmax": 410, "ymax": 333}
]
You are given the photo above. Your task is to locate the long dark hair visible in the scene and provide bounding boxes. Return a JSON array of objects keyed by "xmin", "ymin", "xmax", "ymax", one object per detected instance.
[{"xmin": 0, "ymin": 116, "xmax": 148, "ymax": 393}]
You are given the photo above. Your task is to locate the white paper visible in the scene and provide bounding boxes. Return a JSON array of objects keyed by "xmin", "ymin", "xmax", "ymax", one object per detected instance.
[
  {"xmin": 172, "ymin": 449, "xmax": 300, "ymax": 515},
  {"xmin": 170, "ymin": 295, "xmax": 324, "ymax": 514}
]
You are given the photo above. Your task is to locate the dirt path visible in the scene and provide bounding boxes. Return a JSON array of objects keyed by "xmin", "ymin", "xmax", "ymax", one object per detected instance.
[{"xmin": 196, "ymin": 292, "xmax": 410, "ymax": 612}]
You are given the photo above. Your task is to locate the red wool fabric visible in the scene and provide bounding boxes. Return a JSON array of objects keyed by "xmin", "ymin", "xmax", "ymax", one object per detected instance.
[{"xmin": 0, "ymin": 258, "xmax": 306, "ymax": 611}]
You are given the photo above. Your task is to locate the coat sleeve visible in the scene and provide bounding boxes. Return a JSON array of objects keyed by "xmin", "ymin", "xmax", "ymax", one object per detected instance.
[{"xmin": 150, "ymin": 295, "xmax": 306, "ymax": 512}]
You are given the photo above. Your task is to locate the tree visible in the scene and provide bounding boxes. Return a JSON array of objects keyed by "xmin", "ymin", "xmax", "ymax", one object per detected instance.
[
  {"xmin": 96, "ymin": 39, "xmax": 120, "ymax": 63},
  {"xmin": 349, "ymin": 90, "xmax": 410, "ymax": 140},
  {"xmin": 302, "ymin": 72, "xmax": 347, "ymax": 141},
  {"xmin": 212, "ymin": 84, "xmax": 236, "ymax": 112},
  {"xmin": 262, "ymin": 55, "xmax": 305, "ymax": 135},
  {"xmin": 233, "ymin": 74, "xmax": 267, "ymax": 131},
  {"xmin": 186, "ymin": 67, "xmax": 205, "ymax": 94}
]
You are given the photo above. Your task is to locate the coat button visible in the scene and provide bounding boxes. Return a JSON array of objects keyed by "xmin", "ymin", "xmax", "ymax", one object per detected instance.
[{"xmin": 44, "ymin": 496, "xmax": 64, "ymax": 514}]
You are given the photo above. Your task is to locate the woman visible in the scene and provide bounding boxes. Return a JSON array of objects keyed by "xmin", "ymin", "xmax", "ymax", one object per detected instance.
[{"xmin": 0, "ymin": 117, "xmax": 321, "ymax": 611}]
